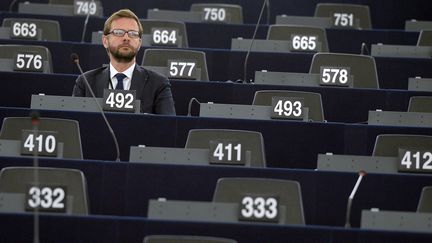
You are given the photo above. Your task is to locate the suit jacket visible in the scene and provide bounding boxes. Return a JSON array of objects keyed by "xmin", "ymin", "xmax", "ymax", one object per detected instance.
[{"xmin": 72, "ymin": 64, "xmax": 176, "ymax": 115}]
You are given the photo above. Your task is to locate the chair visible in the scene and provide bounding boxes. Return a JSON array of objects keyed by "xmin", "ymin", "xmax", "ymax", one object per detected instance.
[
  {"xmin": 2, "ymin": 18, "xmax": 61, "ymax": 41},
  {"xmin": 372, "ymin": 134, "xmax": 432, "ymax": 157},
  {"xmin": 141, "ymin": 48, "xmax": 209, "ymax": 81},
  {"xmin": 417, "ymin": 186, "xmax": 432, "ymax": 213},
  {"xmin": 190, "ymin": 3, "xmax": 243, "ymax": 24},
  {"xmin": 144, "ymin": 235, "xmax": 237, "ymax": 243},
  {"xmin": 417, "ymin": 30, "xmax": 432, "ymax": 46},
  {"xmin": 0, "ymin": 45, "xmax": 53, "ymax": 73},
  {"xmin": 0, "ymin": 166, "xmax": 89, "ymax": 214},
  {"xmin": 309, "ymin": 53, "xmax": 379, "ymax": 89},
  {"xmin": 0, "ymin": 117, "xmax": 83, "ymax": 159},
  {"xmin": 252, "ymin": 90, "xmax": 325, "ymax": 121},
  {"xmin": 185, "ymin": 129, "xmax": 266, "ymax": 167},
  {"xmin": 267, "ymin": 25, "xmax": 329, "ymax": 52},
  {"xmin": 408, "ymin": 96, "xmax": 432, "ymax": 113},
  {"xmin": 49, "ymin": 0, "xmax": 73, "ymax": 4},
  {"xmin": 314, "ymin": 3, "xmax": 372, "ymax": 29},
  {"xmin": 140, "ymin": 19, "xmax": 189, "ymax": 48},
  {"xmin": 213, "ymin": 178, "xmax": 305, "ymax": 225}
]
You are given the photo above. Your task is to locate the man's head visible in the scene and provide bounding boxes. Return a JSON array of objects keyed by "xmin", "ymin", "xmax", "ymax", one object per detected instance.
[{"xmin": 102, "ymin": 9, "xmax": 143, "ymax": 63}]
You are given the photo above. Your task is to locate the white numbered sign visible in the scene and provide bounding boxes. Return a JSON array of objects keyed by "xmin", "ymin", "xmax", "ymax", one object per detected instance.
[
  {"xmin": 74, "ymin": 0, "xmax": 99, "ymax": 16},
  {"xmin": 14, "ymin": 52, "xmax": 44, "ymax": 72},
  {"xmin": 398, "ymin": 149, "xmax": 432, "ymax": 173},
  {"xmin": 333, "ymin": 13, "xmax": 355, "ymax": 27},
  {"xmin": 151, "ymin": 28, "xmax": 178, "ymax": 46},
  {"xmin": 271, "ymin": 97, "xmax": 304, "ymax": 120},
  {"xmin": 25, "ymin": 185, "xmax": 67, "ymax": 213},
  {"xmin": 239, "ymin": 195, "xmax": 279, "ymax": 222},
  {"xmin": 103, "ymin": 89, "xmax": 136, "ymax": 113},
  {"xmin": 21, "ymin": 130, "xmax": 58, "ymax": 157},
  {"xmin": 319, "ymin": 67, "xmax": 351, "ymax": 87},
  {"xmin": 291, "ymin": 35, "xmax": 317, "ymax": 51},
  {"xmin": 10, "ymin": 21, "xmax": 38, "ymax": 40},
  {"xmin": 168, "ymin": 60, "xmax": 197, "ymax": 79},
  {"xmin": 203, "ymin": 8, "xmax": 227, "ymax": 22},
  {"xmin": 209, "ymin": 140, "xmax": 245, "ymax": 165}
]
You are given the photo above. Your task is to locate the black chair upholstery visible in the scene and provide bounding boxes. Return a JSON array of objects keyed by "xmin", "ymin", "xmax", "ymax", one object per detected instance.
[{"xmin": 314, "ymin": 3, "xmax": 372, "ymax": 29}]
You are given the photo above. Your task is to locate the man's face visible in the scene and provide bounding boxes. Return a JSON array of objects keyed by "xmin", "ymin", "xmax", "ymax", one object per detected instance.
[{"xmin": 102, "ymin": 17, "xmax": 142, "ymax": 63}]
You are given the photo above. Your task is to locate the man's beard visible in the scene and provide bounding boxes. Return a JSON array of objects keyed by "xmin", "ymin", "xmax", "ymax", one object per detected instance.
[{"xmin": 108, "ymin": 44, "xmax": 136, "ymax": 63}]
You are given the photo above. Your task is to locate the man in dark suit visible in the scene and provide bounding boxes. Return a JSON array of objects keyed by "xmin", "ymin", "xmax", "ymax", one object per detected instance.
[{"xmin": 72, "ymin": 9, "xmax": 175, "ymax": 115}]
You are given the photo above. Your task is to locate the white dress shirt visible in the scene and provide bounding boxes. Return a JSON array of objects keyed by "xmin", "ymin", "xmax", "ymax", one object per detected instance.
[{"xmin": 109, "ymin": 63, "xmax": 135, "ymax": 90}]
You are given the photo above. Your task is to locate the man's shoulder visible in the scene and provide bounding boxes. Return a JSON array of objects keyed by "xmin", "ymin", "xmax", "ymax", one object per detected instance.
[
  {"xmin": 135, "ymin": 65, "xmax": 169, "ymax": 83},
  {"xmin": 82, "ymin": 66, "xmax": 108, "ymax": 77}
]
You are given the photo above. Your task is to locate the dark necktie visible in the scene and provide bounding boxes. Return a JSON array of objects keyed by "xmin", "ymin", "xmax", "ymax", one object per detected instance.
[{"xmin": 115, "ymin": 73, "xmax": 126, "ymax": 90}]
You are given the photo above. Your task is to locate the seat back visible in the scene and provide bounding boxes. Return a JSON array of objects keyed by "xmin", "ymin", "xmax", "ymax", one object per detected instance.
[
  {"xmin": 190, "ymin": 3, "xmax": 243, "ymax": 24},
  {"xmin": 309, "ymin": 53, "xmax": 379, "ymax": 89},
  {"xmin": 417, "ymin": 186, "xmax": 432, "ymax": 213},
  {"xmin": 372, "ymin": 134, "xmax": 432, "ymax": 157},
  {"xmin": 417, "ymin": 30, "xmax": 432, "ymax": 46},
  {"xmin": 213, "ymin": 178, "xmax": 305, "ymax": 225},
  {"xmin": 140, "ymin": 19, "xmax": 188, "ymax": 48},
  {"xmin": 0, "ymin": 117, "xmax": 83, "ymax": 159},
  {"xmin": 252, "ymin": 90, "xmax": 325, "ymax": 121},
  {"xmin": 0, "ymin": 166, "xmax": 89, "ymax": 214},
  {"xmin": 267, "ymin": 25, "xmax": 329, "ymax": 52},
  {"xmin": 49, "ymin": 0, "xmax": 73, "ymax": 4},
  {"xmin": 2, "ymin": 18, "xmax": 61, "ymax": 41},
  {"xmin": 314, "ymin": 3, "xmax": 372, "ymax": 29},
  {"xmin": 408, "ymin": 96, "xmax": 432, "ymax": 113},
  {"xmin": 144, "ymin": 235, "xmax": 237, "ymax": 243},
  {"xmin": 141, "ymin": 48, "xmax": 209, "ymax": 81},
  {"xmin": 185, "ymin": 129, "xmax": 266, "ymax": 167},
  {"xmin": 0, "ymin": 44, "xmax": 53, "ymax": 73}
]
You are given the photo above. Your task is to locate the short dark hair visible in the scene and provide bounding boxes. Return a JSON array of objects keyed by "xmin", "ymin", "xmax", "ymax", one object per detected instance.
[{"xmin": 103, "ymin": 9, "xmax": 143, "ymax": 35}]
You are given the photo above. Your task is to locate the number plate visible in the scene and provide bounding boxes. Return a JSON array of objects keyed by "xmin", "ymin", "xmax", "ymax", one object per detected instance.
[
  {"xmin": 150, "ymin": 28, "xmax": 179, "ymax": 46},
  {"xmin": 25, "ymin": 184, "xmax": 67, "ymax": 213},
  {"xmin": 13, "ymin": 52, "xmax": 44, "ymax": 72},
  {"xmin": 238, "ymin": 194, "xmax": 279, "ymax": 223},
  {"xmin": 10, "ymin": 21, "xmax": 39, "ymax": 40},
  {"xmin": 271, "ymin": 97, "xmax": 305, "ymax": 120},
  {"xmin": 398, "ymin": 148, "xmax": 432, "ymax": 173},
  {"xmin": 21, "ymin": 130, "xmax": 58, "ymax": 157},
  {"xmin": 202, "ymin": 7, "xmax": 230, "ymax": 22},
  {"xmin": 103, "ymin": 89, "xmax": 137, "ymax": 113},
  {"xmin": 319, "ymin": 66, "xmax": 352, "ymax": 87},
  {"xmin": 167, "ymin": 59, "xmax": 197, "ymax": 80},
  {"xmin": 209, "ymin": 140, "xmax": 245, "ymax": 165},
  {"xmin": 332, "ymin": 13, "xmax": 358, "ymax": 28},
  {"xmin": 73, "ymin": 0, "xmax": 100, "ymax": 16},
  {"xmin": 290, "ymin": 35, "xmax": 319, "ymax": 52}
]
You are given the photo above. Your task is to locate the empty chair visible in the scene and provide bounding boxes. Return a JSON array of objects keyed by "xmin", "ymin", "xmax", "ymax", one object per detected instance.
[
  {"xmin": 141, "ymin": 48, "xmax": 209, "ymax": 81},
  {"xmin": 213, "ymin": 178, "xmax": 305, "ymax": 225},
  {"xmin": 0, "ymin": 166, "xmax": 89, "ymax": 214},
  {"xmin": 372, "ymin": 134, "xmax": 432, "ymax": 157},
  {"xmin": 0, "ymin": 45, "xmax": 53, "ymax": 73},
  {"xmin": 140, "ymin": 19, "xmax": 189, "ymax": 48},
  {"xmin": 267, "ymin": 25, "xmax": 329, "ymax": 52},
  {"xmin": 2, "ymin": 18, "xmax": 61, "ymax": 41},
  {"xmin": 0, "ymin": 117, "xmax": 82, "ymax": 159},
  {"xmin": 309, "ymin": 53, "xmax": 379, "ymax": 89},
  {"xmin": 252, "ymin": 90, "xmax": 325, "ymax": 121},
  {"xmin": 144, "ymin": 235, "xmax": 237, "ymax": 243},
  {"xmin": 49, "ymin": 0, "xmax": 73, "ymax": 4},
  {"xmin": 417, "ymin": 30, "xmax": 432, "ymax": 46},
  {"xmin": 408, "ymin": 96, "xmax": 432, "ymax": 113},
  {"xmin": 417, "ymin": 186, "xmax": 432, "ymax": 213},
  {"xmin": 314, "ymin": 3, "xmax": 372, "ymax": 29},
  {"xmin": 190, "ymin": 3, "xmax": 243, "ymax": 24},
  {"xmin": 185, "ymin": 129, "xmax": 266, "ymax": 167}
]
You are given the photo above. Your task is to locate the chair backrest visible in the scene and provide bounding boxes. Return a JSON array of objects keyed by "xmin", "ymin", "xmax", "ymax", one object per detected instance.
[
  {"xmin": 417, "ymin": 186, "xmax": 432, "ymax": 213},
  {"xmin": 213, "ymin": 177, "xmax": 305, "ymax": 225},
  {"xmin": 141, "ymin": 48, "xmax": 209, "ymax": 81},
  {"xmin": 140, "ymin": 19, "xmax": 188, "ymax": 48},
  {"xmin": 267, "ymin": 25, "xmax": 329, "ymax": 52},
  {"xmin": 0, "ymin": 166, "xmax": 89, "ymax": 214},
  {"xmin": 2, "ymin": 18, "xmax": 61, "ymax": 41},
  {"xmin": 0, "ymin": 117, "xmax": 83, "ymax": 159},
  {"xmin": 185, "ymin": 129, "xmax": 266, "ymax": 167},
  {"xmin": 49, "ymin": 0, "xmax": 73, "ymax": 4},
  {"xmin": 417, "ymin": 30, "xmax": 432, "ymax": 46},
  {"xmin": 408, "ymin": 96, "xmax": 432, "ymax": 113},
  {"xmin": 0, "ymin": 44, "xmax": 53, "ymax": 73},
  {"xmin": 190, "ymin": 3, "xmax": 243, "ymax": 24},
  {"xmin": 372, "ymin": 134, "xmax": 432, "ymax": 157},
  {"xmin": 314, "ymin": 3, "xmax": 372, "ymax": 29},
  {"xmin": 144, "ymin": 235, "xmax": 237, "ymax": 243},
  {"xmin": 309, "ymin": 53, "xmax": 379, "ymax": 89},
  {"xmin": 252, "ymin": 90, "xmax": 325, "ymax": 121}
]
